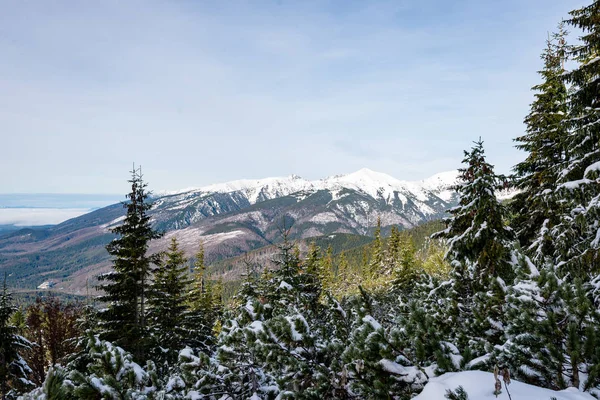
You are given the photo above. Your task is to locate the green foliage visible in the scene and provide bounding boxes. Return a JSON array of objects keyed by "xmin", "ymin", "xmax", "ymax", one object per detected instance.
[
  {"xmin": 445, "ymin": 385, "xmax": 469, "ymax": 400},
  {"xmin": 97, "ymin": 166, "xmax": 163, "ymax": 362},
  {"xmin": 187, "ymin": 241, "xmax": 223, "ymax": 353},
  {"xmin": 147, "ymin": 237, "xmax": 192, "ymax": 369},
  {"xmin": 0, "ymin": 278, "xmax": 33, "ymax": 399},
  {"xmin": 511, "ymin": 23, "xmax": 569, "ymax": 258}
]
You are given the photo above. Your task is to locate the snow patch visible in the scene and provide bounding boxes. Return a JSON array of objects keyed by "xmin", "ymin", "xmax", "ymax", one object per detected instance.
[{"xmin": 414, "ymin": 371, "xmax": 595, "ymax": 400}]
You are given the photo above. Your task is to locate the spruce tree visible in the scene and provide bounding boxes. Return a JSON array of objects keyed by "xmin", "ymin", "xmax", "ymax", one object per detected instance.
[
  {"xmin": 553, "ymin": 0, "xmax": 600, "ymax": 279},
  {"xmin": 147, "ymin": 237, "xmax": 192, "ymax": 369},
  {"xmin": 187, "ymin": 242, "xmax": 220, "ymax": 352},
  {"xmin": 434, "ymin": 139, "xmax": 516, "ymax": 356},
  {"xmin": 0, "ymin": 279, "xmax": 33, "ymax": 399},
  {"xmin": 97, "ymin": 166, "xmax": 162, "ymax": 362},
  {"xmin": 512, "ymin": 24, "xmax": 569, "ymax": 259},
  {"xmin": 368, "ymin": 217, "xmax": 384, "ymax": 279}
]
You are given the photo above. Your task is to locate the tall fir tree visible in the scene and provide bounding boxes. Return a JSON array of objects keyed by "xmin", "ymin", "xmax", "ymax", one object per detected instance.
[
  {"xmin": 434, "ymin": 139, "xmax": 516, "ymax": 356},
  {"xmin": 187, "ymin": 242, "xmax": 221, "ymax": 352},
  {"xmin": 368, "ymin": 216, "xmax": 384, "ymax": 278},
  {"xmin": 97, "ymin": 166, "xmax": 162, "ymax": 362},
  {"xmin": 512, "ymin": 24, "xmax": 569, "ymax": 260},
  {"xmin": 147, "ymin": 237, "xmax": 192, "ymax": 369},
  {"xmin": 552, "ymin": 1, "xmax": 600, "ymax": 281}
]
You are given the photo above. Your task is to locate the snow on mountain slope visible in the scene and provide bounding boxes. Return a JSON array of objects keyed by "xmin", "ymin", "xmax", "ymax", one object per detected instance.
[
  {"xmin": 198, "ymin": 175, "xmax": 314, "ymax": 204},
  {"xmin": 160, "ymin": 168, "xmax": 459, "ymax": 209},
  {"xmin": 319, "ymin": 168, "xmax": 412, "ymax": 202},
  {"xmin": 146, "ymin": 168, "xmax": 462, "ymax": 233},
  {"xmin": 418, "ymin": 170, "xmax": 460, "ymax": 202},
  {"xmin": 414, "ymin": 371, "xmax": 595, "ymax": 400}
]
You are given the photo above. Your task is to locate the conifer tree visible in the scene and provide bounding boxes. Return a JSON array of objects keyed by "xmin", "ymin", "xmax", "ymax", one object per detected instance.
[
  {"xmin": 386, "ymin": 225, "xmax": 402, "ymax": 271},
  {"xmin": 500, "ymin": 258, "xmax": 600, "ymax": 390},
  {"xmin": 434, "ymin": 139, "xmax": 516, "ymax": 356},
  {"xmin": 368, "ymin": 216, "xmax": 384, "ymax": 278},
  {"xmin": 553, "ymin": 0, "xmax": 600, "ymax": 280},
  {"xmin": 335, "ymin": 251, "xmax": 351, "ymax": 295},
  {"xmin": 147, "ymin": 237, "xmax": 192, "ymax": 368},
  {"xmin": 0, "ymin": 279, "xmax": 33, "ymax": 399},
  {"xmin": 303, "ymin": 241, "xmax": 321, "ymax": 277},
  {"xmin": 319, "ymin": 244, "xmax": 335, "ymax": 292},
  {"xmin": 97, "ymin": 166, "xmax": 162, "ymax": 362},
  {"xmin": 392, "ymin": 235, "xmax": 421, "ymax": 294},
  {"xmin": 511, "ymin": 24, "xmax": 569, "ymax": 259}
]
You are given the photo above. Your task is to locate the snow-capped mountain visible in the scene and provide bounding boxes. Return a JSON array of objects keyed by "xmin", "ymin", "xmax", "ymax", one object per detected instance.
[
  {"xmin": 0, "ymin": 168, "xmax": 460, "ymax": 293},
  {"xmin": 162, "ymin": 168, "xmax": 459, "ymax": 205},
  {"xmin": 150, "ymin": 168, "xmax": 460, "ymax": 230}
]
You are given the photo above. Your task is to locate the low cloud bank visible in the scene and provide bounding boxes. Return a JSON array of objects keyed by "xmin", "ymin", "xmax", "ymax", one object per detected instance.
[{"xmin": 0, "ymin": 208, "xmax": 91, "ymax": 226}]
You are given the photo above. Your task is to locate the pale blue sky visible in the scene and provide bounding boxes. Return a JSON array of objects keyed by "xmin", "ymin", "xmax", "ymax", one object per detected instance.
[{"xmin": 0, "ymin": 0, "xmax": 583, "ymax": 194}]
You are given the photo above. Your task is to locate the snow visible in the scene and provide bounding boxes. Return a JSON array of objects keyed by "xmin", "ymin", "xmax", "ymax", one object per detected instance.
[
  {"xmin": 156, "ymin": 168, "xmax": 462, "ymax": 214},
  {"xmin": 419, "ymin": 170, "xmax": 460, "ymax": 201},
  {"xmin": 379, "ymin": 359, "xmax": 407, "ymax": 374},
  {"xmin": 285, "ymin": 315, "xmax": 308, "ymax": 341},
  {"xmin": 161, "ymin": 175, "xmax": 314, "ymax": 204},
  {"xmin": 279, "ymin": 281, "xmax": 292, "ymax": 290},
  {"xmin": 584, "ymin": 161, "xmax": 600, "ymax": 177},
  {"xmin": 362, "ymin": 315, "xmax": 382, "ymax": 330},
  {"xmin": 247, "ymin": 321, "xmax": 264, "ymax": 333},
  {"xmin": 414, "ymin": 371, "xmax": 595, "ymax": 400}
]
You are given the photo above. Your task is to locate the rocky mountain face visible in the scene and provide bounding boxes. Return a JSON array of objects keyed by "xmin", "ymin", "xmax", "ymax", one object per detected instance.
[{"xmin": 0, "ymin": 169, "xmax": 460, "ymax": 293}]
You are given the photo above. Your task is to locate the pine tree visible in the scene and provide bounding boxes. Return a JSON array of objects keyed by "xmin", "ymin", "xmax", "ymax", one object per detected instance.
[
  {"xmin": 0, "ymin": 279, "xmax": 33, "ymax": 399},
  {"xmin": 147, "ymin": 237, "xmax": 192, "ymax": 369},
  {"xmin": 434, "ymin": 139, "xmax": 516, "ymax": 356},
  {"xmin": 509, "ymin": 267, "xmax": 600, "ymax": 391},
  {"xmin": 553, "ymin": 1, "xmax": 600, "ymax": 280},
  {"xmin": 392, "ymin": 234, "xmax": 421, "ymax": 294},
  {"xmin": 436, "ymin": 139, "xmax": 515, "ymax": 285},
  {"xmin": 97, "ymin": 166, "xmax": 162, "ymax": 362},
  {"xmin": 512, "ymin": 24, "xmax": 569, "ymax": 259},
  {"xmin": 386, "ymin": 225, "xmax": 402, "ymax": 271},
  {"xmin": 319, "ymin": 245, "xmax": 334, "ymax": 292},
  {"xmin": 341, "ymin": 288, "xmax": 428, "ymax": 398},
  {"xmin": 368, "ymin": 217, "xmax": 384, "ymax": 279},
  {"xmin": 187, "ymin": 242, "xmax": 220, "ymax": 352},
  {"xmin": 335, "ymin": 251, "xmax": 351, "ymax": 295}
]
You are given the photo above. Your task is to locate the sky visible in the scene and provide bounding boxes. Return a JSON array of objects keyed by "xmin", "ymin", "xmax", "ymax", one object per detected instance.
[{"xmin": 0, "ymin": 0, "xmax": 584, "ymax": 195}]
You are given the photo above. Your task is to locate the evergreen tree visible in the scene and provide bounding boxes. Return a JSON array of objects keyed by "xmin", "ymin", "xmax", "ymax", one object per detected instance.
[
  {"xmin": 0, "ymin": 279, "xmax": 33, "ymax": 399},
  {"xmin": 341, "ymin": 289, "xmax": 428, "ymax": 398},
  {"xmin": 147, "ymin": 237, "xmax": 192, "ymax": 369},
  {"xmin": 97, "ymin": 166, "xmax": 162, "ymax": 362},
  {"xmin": 512, "ymin": 24, "xmax": 569, "ymax": 260},
  {"xmin": 335, "ymin": 252, "xmax": 351, "ymax": 295},
  {"xmin": 434, "ymin": 139, "xmax": 516, "ymax": 356},
  {"xmin": 368, "ymin": 217, "xmax": 384, "ymax": 278},
  {"xmin": 217, "ymin": 230, "xmax": 352, "ymax": 398},
  {"xmin": 553, "ymin": 1, "xmax": 600, "ymax": 280},
  {"xmin": 392, "ymin": 235, "xmax": 421, "ymax": 294},
  {"xmin": 504, "ymin": 264, "xmax": 600, "ymax": 391},
  {"xmin": 319, "ymin": 245, "xmax": 334, "ymax": 293},
  {"xmin": 436, "ymin": 139, "xmax": 515, "ymax": 285},
  {"xmin": 187, "ymin": 242, "xmax": 221, "ymax": 352},
  {"xmin": 386, "ymin": 225, "xmax": 402, "ymax": 272}
]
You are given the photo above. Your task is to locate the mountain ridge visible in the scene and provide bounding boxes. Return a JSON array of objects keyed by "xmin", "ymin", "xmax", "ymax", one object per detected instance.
[{"xmin": 0, "ymin": 168, "xmax": 461, "ymax": 294}]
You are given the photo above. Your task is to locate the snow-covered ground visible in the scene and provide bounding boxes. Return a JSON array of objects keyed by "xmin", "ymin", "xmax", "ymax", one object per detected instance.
[{"xmin": 414, "ymin": 371, "xmax": 595, "ymax": 400}]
